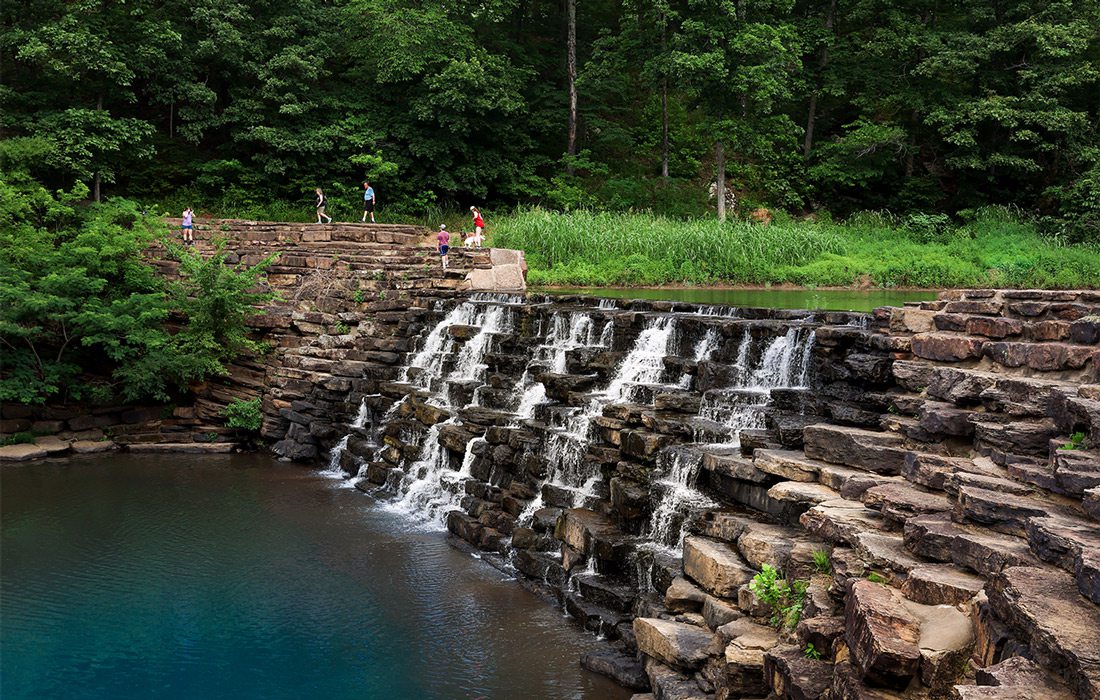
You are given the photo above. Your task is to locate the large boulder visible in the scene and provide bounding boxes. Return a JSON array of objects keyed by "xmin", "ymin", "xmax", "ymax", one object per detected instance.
[{"xmin": 845, "ymin": 579, "xmax": 921, "ymax": 689}]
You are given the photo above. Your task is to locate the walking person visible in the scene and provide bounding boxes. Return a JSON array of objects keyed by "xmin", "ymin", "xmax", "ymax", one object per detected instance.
[
  {"xmin": 361, "ymin": 181, "xmax": 377, "ymax": 223},
  {"xmin": 181, "ymin": 206, "xmax": 195, "ymax": 246},
  {"xmin": 469, "ymin": 206, "xmax": 485, "ymax": 247},
  {"xmin": 437, "ymin": 224, "xmax": 451, "ymax": 270},
  {"xmin": 315, "ymin": 187, "xmax": 333, "ymax": 224}
]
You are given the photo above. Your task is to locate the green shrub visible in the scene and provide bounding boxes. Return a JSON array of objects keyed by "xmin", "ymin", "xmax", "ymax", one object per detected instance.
[
  {"xmin": 812, "ymin": 550, "xmax": 832, "ymax": 575},
  {"xmin": 1, "ymin": 432, "xmax": 37, "ymax": 446},
  {"xmin": 748, "ymin": 564, "xmax": 808, "ymax": 630},
  {"xmin": 223, "ymin": 398, "xmax": 263, "ymax": 432}
]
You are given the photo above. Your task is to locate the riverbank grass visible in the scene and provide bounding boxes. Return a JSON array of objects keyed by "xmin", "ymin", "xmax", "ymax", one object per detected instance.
[{"xmin": 488, "ymin": 209, "xmax": 1100, "ymax": 289}]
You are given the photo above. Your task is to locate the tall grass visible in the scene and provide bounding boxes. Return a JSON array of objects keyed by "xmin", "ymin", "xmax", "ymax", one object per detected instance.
[
  {"xmin": 490, "ymin": 209, "xmax": 847, "ymax": 286},
  {"xmin": 489, "ymin": 208, "xmax": 1100, "ymax": 289}
]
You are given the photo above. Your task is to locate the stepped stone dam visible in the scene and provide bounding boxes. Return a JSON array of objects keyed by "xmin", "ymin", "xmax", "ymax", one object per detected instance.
[{"xmin": 4, "ymin": 220, "xmax": 1100, "ymax": 700}]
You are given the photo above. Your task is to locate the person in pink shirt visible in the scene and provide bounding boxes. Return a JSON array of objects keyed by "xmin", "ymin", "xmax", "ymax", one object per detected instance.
[
  {"xmin": 436, "ymin": 224, "xmax": 451, "ymax": 270},
  {"xmin": 181, "ymin": 207, "xmax": 194, "ymax": 246}
]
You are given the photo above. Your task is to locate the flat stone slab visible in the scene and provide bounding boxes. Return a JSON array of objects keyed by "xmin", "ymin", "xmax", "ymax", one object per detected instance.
[
  {"xmin": 736, "ymin": 522, "xmax": 803, "ymax": 571},
  {"xmin": 803, "ymin": 424, "xmax": 908, "ymax": 474},
  {"xmin": 0, "ymin": 443, "xmax": 48, "ymax": 461},
  {"xmin": 34, "ymin": 436, "xmax": 72, "ymax": 455},
  {"xmin": 634, "ymin": 617, "xmax": 722, "ymax": 671},
  {"xmin": 862, "ymin": 482, "xmax": 952, "ymax": 523},
  {"xmin": 683, "ymin": 536, "xmax": 755, "ymax": 598},
  {"xmin": 70, "ymin": 440, "xmax": 118, "ymax": 454},
  {"xmin": 126, "ymin": 442, "xmax": 234, "ymax": 453},
  {"xmin": 904, "ymin": 514, "xmax": 1040, "ymax": 577},
  {"xmin": 986, "ymin": 566, "xmax": 1100, "ymax": 700},
  {"xmin": 752, "ymin": 449, "xmax": 823, "ymax": 482},
  {"xmin": 963, "ymin": 656, "xmax": 1076, "ymax": 700},
  {"xmin": 901, "ymin": 564, "xmax": 986, "ymax": 605},
  {"xmin": 800, "ymin": 498, "xmax": 894, "ymax": 546}
]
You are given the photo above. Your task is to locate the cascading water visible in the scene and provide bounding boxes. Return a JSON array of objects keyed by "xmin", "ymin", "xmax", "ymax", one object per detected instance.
[
  {"xmin": 646, "ymin": 449, "xmax": 715, "ymax": 550},
  {"xmin": 377, "ymin": 300, "xmax": 517, "ymax": 527},
  {"xmin": 324, "ymin": 397, "xmax": 375, "ymax": 477},
  {"xmin": 526, "ymin": 316, "xmax": 679, "ymax": 513},
  {"xmin": 513, "ymin": 310, "xmax": 612, "ymax": 420},
  {"xmin": 645, "ymin": 325, "xmax": 816, "ymax": 548}
]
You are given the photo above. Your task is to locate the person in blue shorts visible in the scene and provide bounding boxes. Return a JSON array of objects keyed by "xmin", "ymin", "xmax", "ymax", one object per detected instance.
[
  {"xmin": 181, "ymin": 207, "xmax": 194, "ymax": 246},
  {"xmin": 437, "ymin": 224, "xmax": 451, "ymax": 270}
]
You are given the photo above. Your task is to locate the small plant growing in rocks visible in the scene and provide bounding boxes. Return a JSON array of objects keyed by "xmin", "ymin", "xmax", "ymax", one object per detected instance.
[
  {"xmin": 866, "ymin": 571, "xmax": 888, "ymax": 584},
  {"xmin": 1059, "ymin": 431, "xmax": 1088, "ymax": 450},
  {"xmin": 353, "ymin": 289, "xmax": 366, "ymax": 304},
  {"xmin": 749, "ymin": 564, "xmax": 808, "ymax": 630},
  {"xmin": 812, "ymin": 549, "xmax": 832, "ymax": 574},
  {"xmin": 333, "ymin": 322, "xmax": 350, "ymax": 335},
  {"xmin": 803, "ymin": 643, "xmax": 823, "ymax": 660}
]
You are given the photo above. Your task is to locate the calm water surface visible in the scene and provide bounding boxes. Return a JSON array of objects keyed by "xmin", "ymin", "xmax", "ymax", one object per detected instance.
[
  {"xmin": 1, "ymin": 454, "xmax": 630, "ymax": 700},
  {"xmin": 535, "ymin": 286, "xmax": 939, "ymax": 312}
]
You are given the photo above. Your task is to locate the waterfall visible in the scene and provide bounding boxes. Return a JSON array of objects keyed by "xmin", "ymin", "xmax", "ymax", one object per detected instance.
[
  {"xmin": 324, "ymin": 397, "xmax": 375, "ymax": 477},
  {"xmin": 523, "ymin": 316, "xmax": 679, "ymax": 514},
  {"xmin": 646, "ymin": 450, "xmax": 715, "ymax": 550},
  {"xmin": 513, "ymin": 310, "xmax": 611, "ymax": 419},
  {"xmin": 374, "ymin": 299, "xmax": 518, "ymax": 527},
  {"xmin": 645, "ymin": 326, "xmax": 816, "ymax": 547}
]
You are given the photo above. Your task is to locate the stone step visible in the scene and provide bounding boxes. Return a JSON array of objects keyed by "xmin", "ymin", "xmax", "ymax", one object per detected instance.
[
  {"xmin": 900, "ymin": 563, "xmax": 986, "ymax": 605},
  {"xmin": 765, "ymin": 481, "xmax": 840, "ymax": 525},
  {"xmin": 955, "ymin": 656, "xmax": 1076, "ymax": 700},
  {"xmin": 802, "ymin": 424, "xmax": 909, "ymax": 474},
  {"xmin": 800, "ymin": 499, "xmax": 897, "ymax": 547},
  {"xmin": 903, "ymin": 513, "xmax": 1041, "ymax": 577},
  {"xmin": 986, "ymin": 566, "xmax": 1100, "ymax": 700},
  {"xmin": 861, "ymin": 482, "xmax": 952, "ymax": 523},
  {"xmin": 1025, "ymin": 514, "xmax": 1100, "ymax": 604},
  {"xmin": 565, "ymin": 592, "xmax": 628, "ymax": 638}
]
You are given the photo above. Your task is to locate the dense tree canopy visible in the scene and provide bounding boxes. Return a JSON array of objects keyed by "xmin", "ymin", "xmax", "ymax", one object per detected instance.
[{"xmin": 2, "ymin": 0, "xmax": 1097, "ymax": 234}]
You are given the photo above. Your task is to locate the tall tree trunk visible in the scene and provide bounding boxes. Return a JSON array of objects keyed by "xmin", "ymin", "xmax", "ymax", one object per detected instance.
[
  {"xmin": 716, "ymin": 140, "xmax": 726, "ymax": 221},
  {"xmin": 661, "ymin": 78, "xmax": 669, "ymax": 180},
  {"xmin": 803, "ymin": 93, "xmax": 818, "ymax": 158},
  {"xmin": 660, "ymin": 16, "xmax": 669, "ymax": 181},
  {"xmin": 803, "ymin": 0, "xmax": 836, "ymax": 158},
  {"xmin": 566, "ymin": 0, "xmax": 577, "ymax": 174},
  {"xmin": 94, "ymin": 93, "xmax": 103, "ymax": 202}
]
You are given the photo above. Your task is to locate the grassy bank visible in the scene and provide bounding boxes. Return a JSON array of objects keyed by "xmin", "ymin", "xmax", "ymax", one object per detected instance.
[{"xmin": 487, "ymin": 209, "xmax": 1100, "ymax": 289}]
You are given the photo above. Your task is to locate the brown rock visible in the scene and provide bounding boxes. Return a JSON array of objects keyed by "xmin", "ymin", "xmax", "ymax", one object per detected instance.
[
  {"xmin": 0, "ymin": 443, "xmax": 48, "ymax": 461},
  {"xmin": 862, "ymin": 482, "xmax": 951, "ymax": 523},
  {"xmin": 665, "ymin": 576, "xmax": 708, "ymax": 613},
  {"xmin": 683, "ymin": 536, "xmax": 755, "ymax": 598},
  {"xmin": 970, "ymin": 656, "xmax": 1076, "ymax": 700},
  {"xmin": 901, "ymin": 564, "xmax": 985, "ymax": 605},
  {"xmin": 633, "ymin": 617, "xmax": 723, "ymax": 671},
  {"xmin": 800, "ymin": 499, "xmax": 894, "ymax": 546},
  {"xmin": 986, "ymin": 566, "xmax": 1100, "ymax": 700},
  {"xmin": 763, "ymin": 645, "xmax": 834, "ymax": 700},
  {"xmin": 845, "ymin": 579, "xmax": 921, "ymax": 689},
  {"xmin": 904, "ymin": 514, "xmax": 1040, "ymax": 576},
  {"xmin": 911, "ymin": 333, "xmax": 986, "ymax": 362},
  {"xmin": 803, "ymin": 424, "xmax": 908, "ymax": 475}
]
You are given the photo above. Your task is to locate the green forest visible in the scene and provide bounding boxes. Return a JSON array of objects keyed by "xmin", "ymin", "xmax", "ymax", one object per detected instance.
[{"xmin": 3, "ymin": 0, "xmax": 1099, "ymax": 236}]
